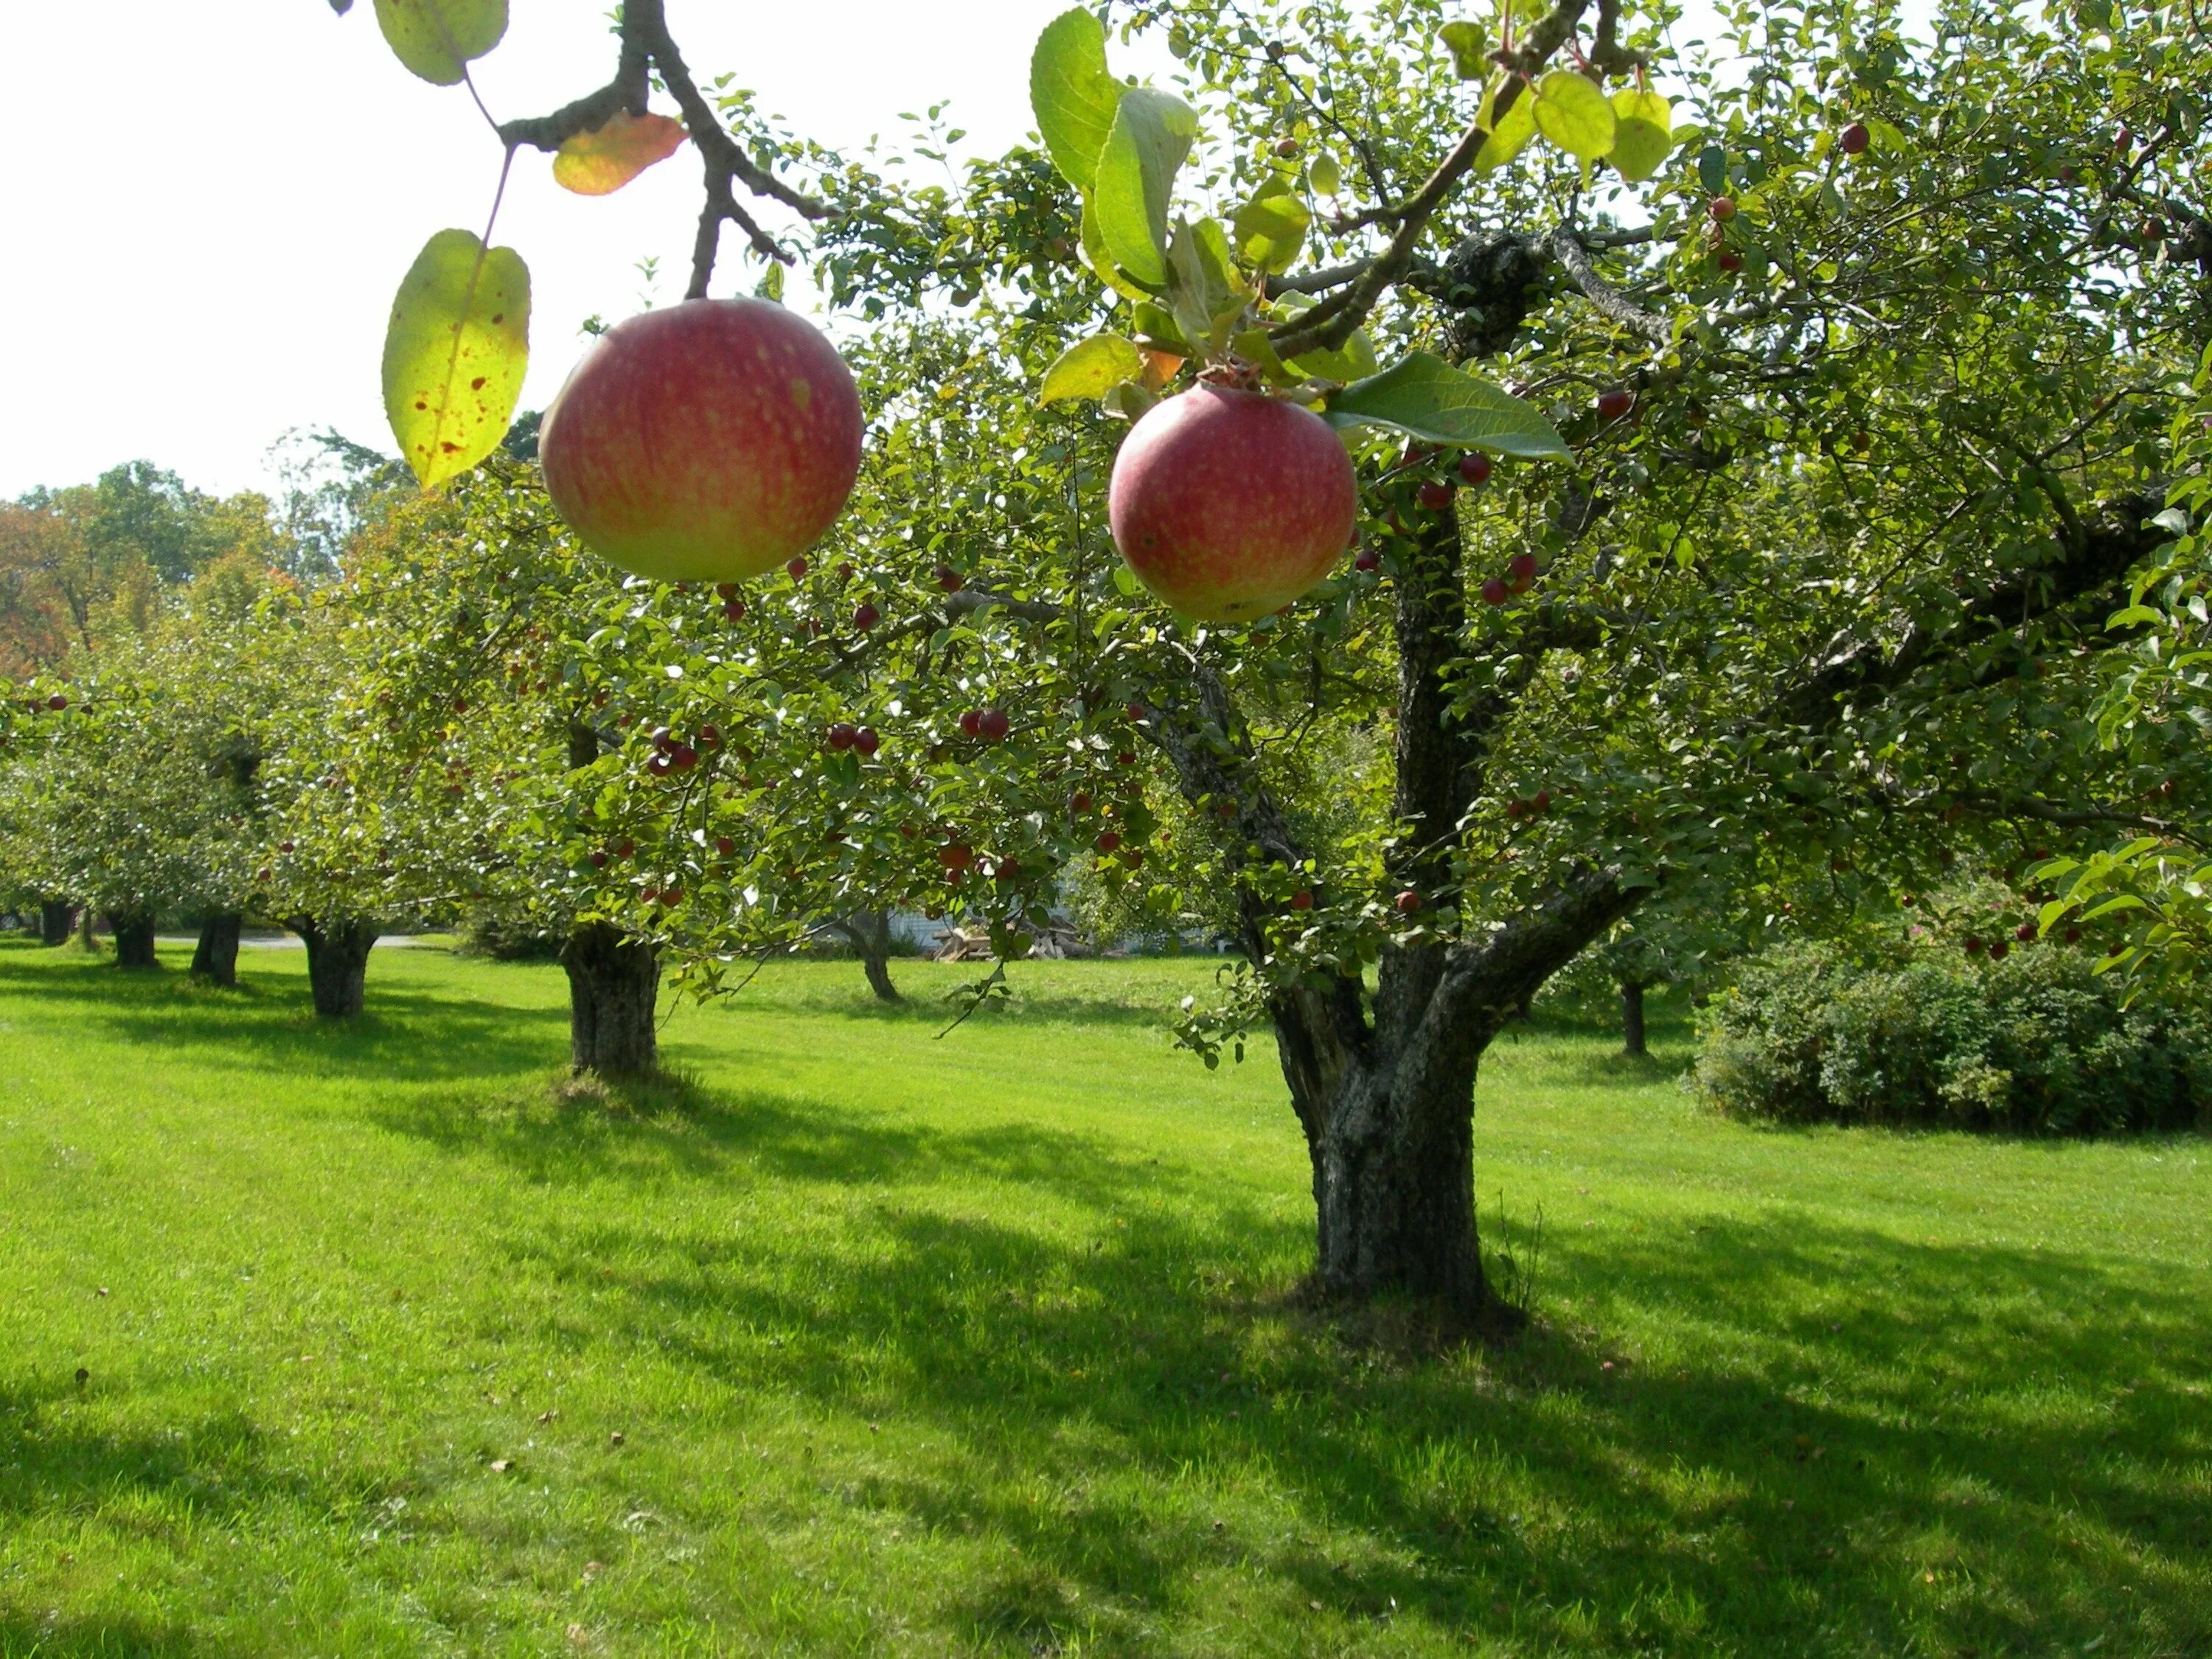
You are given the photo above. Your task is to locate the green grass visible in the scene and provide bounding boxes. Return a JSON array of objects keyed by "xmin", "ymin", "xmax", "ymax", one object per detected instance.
[{"xmin": 1, "ymin": 937, "xmax": 2207, "ymax": 1658}]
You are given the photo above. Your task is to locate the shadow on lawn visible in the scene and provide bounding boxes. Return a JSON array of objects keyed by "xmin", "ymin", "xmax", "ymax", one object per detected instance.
[
  {"xmin": 0, "ymin": 945, "xmax": 568, "ymax": 1085},
  {"xmin": 404, "ymin": 1076, "xmax": 2212, "ymax": 1655}
]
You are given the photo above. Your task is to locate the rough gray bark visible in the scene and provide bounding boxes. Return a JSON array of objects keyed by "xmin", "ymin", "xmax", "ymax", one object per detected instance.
[
  {"xmin": 291, "ymin": 916, "xmax": 379, "ymax": 1018},
  {"xmin": 562, "ymin": 921, "xmax": 661, "ymax": 1077},
  {"xmin": 74, "ymin": 908, "xmax": 94, "ymax": 950},
  {"xmin": 835, "ymin": 910, "xmax": 901, "ymax": 1003},
  {"xmin": 108, "ymin": 911, "xmax": 158, "ymax": 970},
  {"xmin": 1621, "ymin": 980, "xmax": 1648, "ymax": 1058},
  {"xmin": 38, "ymin": 900, "xmax": 72, "ymax": 946},
  {"xmin": 192, "ymin": 913, "xmax": 243, "ymax": 987}
]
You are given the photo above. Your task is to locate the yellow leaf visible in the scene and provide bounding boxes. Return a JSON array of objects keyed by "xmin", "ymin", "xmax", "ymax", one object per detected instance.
[
  {"xmin": 552, "ymin": 112, "xmax": 688, "ymax": 196},
  {"xmin": 382, "ymin": 229, "xmax": 531, "ymax": 487}
]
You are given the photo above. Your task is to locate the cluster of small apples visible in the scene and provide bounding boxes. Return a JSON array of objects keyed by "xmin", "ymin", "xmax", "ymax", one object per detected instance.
[
  {"xmin": 643, "ymin": 722, "xmax": 722, "ymax": 778},
  {"xmin": 825, "ymin": 722, "xmax": 881, "ymax": 757},
  {"xmin": 1478, "ymin": 553, "xmax": 1542, "ymax": 608},
  {"xmin": 1502, "ymin": 788, "xmax": 1552, "ymax": 819},
  {"xmin": 956, "ymin": 707, "xmax": 1012, "ymax": 742}
]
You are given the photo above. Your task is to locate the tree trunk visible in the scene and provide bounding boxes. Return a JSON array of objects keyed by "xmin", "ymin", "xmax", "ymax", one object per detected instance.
[
  {"xmin": 192, "ymin": 913, "xmax": 243, "ymax": 987},
  {"xmin": 74, "ymin": 908, "xmax": 94, "ymax": 950},
  {"xmin": 38, "ymin": 900, "xmax": 72, "ymax": 946},
  {"xmin": 291, "ymin": 916, "xmax": 379, "ymax": 1018},
  {"xmin": 841, "ymin": 910, "xmax": 901, "ymax": 1002},
  {"xmin": 561, "ymin": 921, "xmax": 660, "ymax": 1077},
  {"xmin": 108, "ymin": 911, "xmax": 158, "ymax": 969},
  {"xmin": 1621, "ymin": 980, "xmax": 1648, "ymax": 1057}
]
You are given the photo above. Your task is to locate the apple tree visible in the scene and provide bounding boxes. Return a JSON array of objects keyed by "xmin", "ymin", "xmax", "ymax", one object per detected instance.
[{"xmin": 344, "ymin": 0, "xmax": 2208, "ymax": 1324}]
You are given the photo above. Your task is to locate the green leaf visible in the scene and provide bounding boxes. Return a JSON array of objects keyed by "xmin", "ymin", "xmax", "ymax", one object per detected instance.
[
  {"xmin": 1039, "ymin": 334, "xmax": 1145, "ymax": 405},
  {"xmin": 1164, "ymin": 218, "xmax": 1239, "ymax": 354},
  {"xmin": 372, "ymin": 0, "xmax": 507, "ymax": 86},
  {"xmin": 1609, "ymin": 88, "xmax": 1672, "ymax": 182},
  {"xmin": 1092, "ymin": 87, "xmax": 1197, "ymax": 288},
  {"xmin": 1531, "ymin": 70, "xmax": 1615, "ymax": 162},
  {"xmin": 1438, "ymin": 21, "xmax": 1489, "ymax": 79},
  {"xmin": 1130, "ymin": 301, "xmax": 1194, "ymax": 354},
  {"xmin": 1029, "ymin": 9, "xmax": 1124, "ymax": 195},
  {"xmin": 1273, "ymin": 293, "xmax": 1379, "ymax": 383},
  {"xmin": 552, "ymin": 111, "xmax": 687, "ymax": 195},
  {"xmin": 1231, "ymin": 186, "xmax": 1310, "ymax": 275},
  {"xmin": 1698, "ymin": 143, "xmax": 1728, "ymax": 195},
  {"xmin": 1473, "ymin": 85, "xmax": 1537, "ymax": 172},
  {"xmin": 382, "ymin": 228, "xmax": 530, "ymax": 487},
  {"xmin": 1325, "ymin": 352, "xmax": 1568, "ymax": 458},
  {"xmin": 1079, "ymin": 198, "xmax": 1154, "ymax": 300},
  {"xmin": 1308, "ymin": 151, "xmax": 1342, "ymax": 195}
]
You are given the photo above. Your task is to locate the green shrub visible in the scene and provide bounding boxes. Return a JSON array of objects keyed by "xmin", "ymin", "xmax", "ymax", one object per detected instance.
[{"xmin": 1696, "ymin": 939, "xmax": 2212, "ymax": 1134}]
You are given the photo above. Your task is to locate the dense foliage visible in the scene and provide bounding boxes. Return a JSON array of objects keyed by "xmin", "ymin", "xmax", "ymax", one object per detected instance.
[{"xmin": 1697, "ymin": 933, "xmax": 2212, "ymax": 1133}]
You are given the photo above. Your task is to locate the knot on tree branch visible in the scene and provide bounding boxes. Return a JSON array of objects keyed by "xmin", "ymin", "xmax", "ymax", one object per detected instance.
[{"xmin": 1409, "ymin": 234, "xmax": 1550, "ymax": 360}]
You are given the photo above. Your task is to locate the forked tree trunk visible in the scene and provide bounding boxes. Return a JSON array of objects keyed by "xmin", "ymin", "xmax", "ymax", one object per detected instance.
[
  {"xmin": 108, "ymin": 911, "xmax": 158, "ymax": 969},
  {"xmin": 839, "ymin": 909, "xmax": 901, "ymax": 1003},
  {"xmin": 192, "ymin": 913, "xmax": 243, "ymax": 987},
  {"xmin": 1621, "ymin": 980, "xmax": 1648, "ymax": 1057},
  {"xmin": 291, "ymin": 916, "xmax": 379, "ymax": 1018},
  {"xmin": 562, "ymin": 921, "xmax": 660, "ymax": 1077},
  {"xmin": 38, "ymin": 900, "xmax": 72, "ymax": 945}
]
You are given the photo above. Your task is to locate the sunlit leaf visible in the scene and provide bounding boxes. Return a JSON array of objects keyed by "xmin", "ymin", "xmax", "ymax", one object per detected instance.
[
  {"xmin": 1439, "ymin": 21, "xmax": 1489, "ymax": 79},
  {"xmin": 1326, "ymin": 352, "xmax": 1568, "ymax": 457},
  {"xmin": 1029, "ymin": 8, "xmax": 1124, "ymax": 195},
  {"xmin": 1308, "ymin": 151, "xmax": 1342, "ymax": 195},
  {"xmin": 1531, "ymin": 69, "xmax": 1615, "ymax": 162},
  {"xmin": 552, "ymin": 111, "xmax": 688, "ymax": 196},
  {"xmin": 1232, "ymin": 186, "xmax": 1310, "ymax": 275},
  {"xmin": 1609, "ymin": 88, "xmax": 1673, "ymax": 182},
  {"xmin": 382, "ymin": 228, "xmax": 531, "ymax": 487},
  {"xmin": 1039, "ymin": 334, "xmax": 1145, "ymax": 405},
  {"xmin": 1080, "ymin": 198, "xmax": 1154, "ymax": 301},
  {"xmin": 1472, "ymin": 86, "xmax": 1537, "ymax": 172},
  {"xmin": 1093, "ymin": 88, "xmax": 1197, "ymax": 288},
  {"xmin": 372, "ymin": 0, "xmax": 506, "ymax": 86}
]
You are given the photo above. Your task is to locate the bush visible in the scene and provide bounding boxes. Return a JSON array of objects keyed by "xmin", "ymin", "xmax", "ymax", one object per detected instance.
[{"xmin": 1696, "ymin": 939, "xmax": 2212, "ymax": 1134}]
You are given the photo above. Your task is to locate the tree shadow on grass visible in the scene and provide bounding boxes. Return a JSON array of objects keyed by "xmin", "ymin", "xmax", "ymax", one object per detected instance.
[
  {"xmin": 0, "ymin": 953, "xmax": 568, "ymax": 1086},
  {"xmin": 0, "ymin": 1612, "xmax": 202, "ymax": 1658},
  {"xmin": 477, "ymin": 1105, "xmax": 2212, "ymax": 1657}
]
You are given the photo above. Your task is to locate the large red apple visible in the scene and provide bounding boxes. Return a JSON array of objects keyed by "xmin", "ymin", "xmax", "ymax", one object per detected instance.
[
  {"xmin": 1107, "ymin": 386, "xmax": 1357, "ymax": 622},
  {"xmin": 540, "ymin": 299, "xmax": 863, "ymax": 582}
]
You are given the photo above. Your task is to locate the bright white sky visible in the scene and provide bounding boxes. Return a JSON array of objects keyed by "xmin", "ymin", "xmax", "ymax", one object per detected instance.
[{"xmin": 0, "ymin": 1, "xmax": 1088, "ymax": 502}]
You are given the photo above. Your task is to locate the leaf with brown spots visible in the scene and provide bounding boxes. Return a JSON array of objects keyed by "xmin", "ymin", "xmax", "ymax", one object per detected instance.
[
  {"xmin": 382, "ymin": 228, "xmax": 530, "ymax": 487},
  {"xmin": 553, "ymin": 112, "xmax": 687, "ymax": 196}
]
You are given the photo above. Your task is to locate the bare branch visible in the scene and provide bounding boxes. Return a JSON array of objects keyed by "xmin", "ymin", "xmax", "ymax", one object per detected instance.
[{"xmin": 1548, "ymin": 228, "xmax": 1672, "ymax": 347}]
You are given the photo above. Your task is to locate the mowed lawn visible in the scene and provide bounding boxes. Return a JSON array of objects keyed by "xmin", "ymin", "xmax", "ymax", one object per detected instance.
[{"xmin": 0, "ymin": 938, "xmax": 2207, "ymax": 1658}]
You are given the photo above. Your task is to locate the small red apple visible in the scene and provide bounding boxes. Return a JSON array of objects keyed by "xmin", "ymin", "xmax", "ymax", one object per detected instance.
[
  {"xmin": 1989, "ymin": 940, "xmax": 2009, "ymax": 960},
  {"xmin": 1096, "ymin": 831, "xmax": 1122, "ymax": 854},
  {"xmin": 716, "ymin": 582, "xmax": 740, "ymax": 600},
  {"xmin": 1708, "ymin": 195, "xmax": 1737, "ymax": 220},
  {"xmin": 1107, "ymin": 386, "xmax": 1357, "ymax": 622},
  {"xmin": 2016, "ymin": 923, "xmax": 2036, "ymax": 942},
  {"xmin": 939, "ymin": 842, "xmax": 973, "ymax": 870},
  {"xmin": 647, "ymin": 753, "xmax": 673, "ymax": 776},
  {"xmin": 669, "ymin": 744, "xmax": 698, "ymax": 771},
  {"xmin": 934, "ymin": 563, "xmax": 964, "ymax": 592},
  {"xmin": 1354, "ymin": 547, "xmax": 1380, "ymax": 572},
  {"xmin": 723, "ymin": 598, "xmax": 746, "ymax": 622},
  {"xmin": 1840, "ymin": 122, "xmax": 1870, "ymax": 156},
  {"xmin": 46, "ymin": 693, "xmax": 69, "ymax": 712},
  {"xmin": 828, "ymin": 723, "xmax": 858, "ymax": 751},
  {"xmin": 978, "ymin": 708, "xmax": 1011, "ymax": 741},
  {"xmin": 1596, "ymin": 389, "xmax": 1635, "ymax": 421},
  {"xmin": 787, "ymin": 555, "xmax": 809, "ymax": 580},
  {"xmin": 1124, "ymin": 700, "xmax": 1147, "ymax": 722},
  {"xmin": 854, "ymin": 727, "xmax": 880, "ymax": 757},
  {"xmin": 1506, "ymin": 552, "xmax": 1538, "ymax": 591},
  {"xmin": 1458, "ymin": 453, "xmax": 1492, "ymax": 487},
  {"xmin": 1417, "ymin": 480, "xmax": 1454, "ymax": 511},
  {"xmin": 1480, "ymin": 577, "xmax": 1509, "ymax": 606},
  {"xmin": 589, "ymin": 851, "xmax": 609, "ymax": 868},
  {"xmin": 1717, "ymin": 249, "xmax": 1743, "ymax": 274},
  {"xmin": 660, "ymin": 886, "xmax": 684, "ymax": 906},
  {"xmin": 1290, "ymin": 890, "xmax": 1313, "ymax": 911},
  {"xmin": 697, "ymin": 724, "xmax": 721, "ymax": 748},
  {"xmin": 853, "ymin": 602, "xmax": 880, "ymax": 630},
  {"xmin": 538, "ymin": 299, "xmax": 862, "ymax": 582},
  {"xmin": 616, "ymin": 839, "xmax": 636, "ymax": 858},
  {"xmin": 1394, "ymin": 890, "xmax": 1422, "ymax": 914},
  {"xmin": 715, "ymin": 836, "xmax": 736, "ymax": 856}
]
